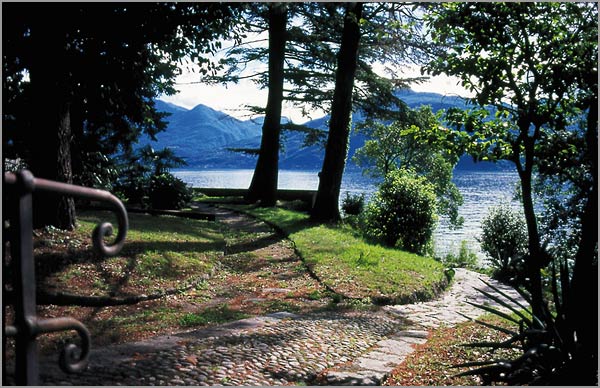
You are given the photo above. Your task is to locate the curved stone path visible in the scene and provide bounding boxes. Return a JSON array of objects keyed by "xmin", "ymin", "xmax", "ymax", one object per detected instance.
[{"xmin": 10, "ymin": 205, "xmax": 526, "ymax": 386}]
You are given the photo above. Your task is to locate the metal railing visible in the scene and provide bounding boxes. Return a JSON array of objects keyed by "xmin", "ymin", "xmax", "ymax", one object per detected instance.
[{"xmin": 3, "ymin": 170, "xmax": 128, "ymax": 385}]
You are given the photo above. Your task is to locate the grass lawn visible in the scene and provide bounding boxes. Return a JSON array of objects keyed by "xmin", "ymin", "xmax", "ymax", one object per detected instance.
[
  {"xmin": 6, "ymin": 208, "xmax": 333, "ymax": 355},
  {"xmin": 224, "ymin": 204, "xmax": 449, "ymax": 304},
  {"xmin": 38, "ymin": 210, "xmax": 226, "ymax": 297},
  {"xmin": 14, "ymin": 210, "xmax": 232, "ymax": 353},
  {"xmin": 5, "ymin": 202, "xmax": 524, "ymax": 384},
  {"xmin": 6, "ymin": 203, "xmax": 448, "ymax": 358}
]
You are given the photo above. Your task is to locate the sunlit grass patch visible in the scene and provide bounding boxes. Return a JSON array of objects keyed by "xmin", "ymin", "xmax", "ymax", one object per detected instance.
[
  {"xmin": 41, "ymin": 210, "xmax": 226, "ymax": 297},
  {"xmin": 137, "ymin": 250, "xmax": 213, "ymax": 279},
  {"xmin": 227, "ymin": 205, "xmax": 448, "ymax": 304}
]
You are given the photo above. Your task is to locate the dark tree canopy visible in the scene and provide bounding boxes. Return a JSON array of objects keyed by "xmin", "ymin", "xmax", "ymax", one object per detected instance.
[
  {"xmin": 425, "ymin": 2, "xmax": 597, "ymax": 383},
  {"xmin": 3, "ymin": 3, "xmax": 241, "ymax": 228},
  {"xmin": 4, "ymin": 3, "xmax": 239, "ymax": 154}
]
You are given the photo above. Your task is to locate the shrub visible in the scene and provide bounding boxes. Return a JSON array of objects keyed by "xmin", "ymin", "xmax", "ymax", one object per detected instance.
[
  {"xmin": 114, "ymin": 145, "xmax": 188, "ymax": 207},
  {"xmin": 479, "ymin": 203, "xmax": 528, "ymax": 282},
  {"xmin": 341, "ymin": 191, "xmax": 365, "ymax": 216},
  {"xmin": 148, "ymin": 173, "xmax": 193, "ymax": 210},
  {"xmin": 363, "ymin": 169, "xmax": 437, "ymax": 255},
  {"xmin": 442, "ymin": 240, "xmax": 479, "ymax": 269},
  {"xmin": 115, "ymin": 174, "xmax": 148, "ymax": 205}
]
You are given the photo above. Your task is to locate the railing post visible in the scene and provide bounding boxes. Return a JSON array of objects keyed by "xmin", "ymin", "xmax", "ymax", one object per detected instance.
[
  {"xmin": 9, "ymin": 170, "xmax": 39, "ymax": 385},
  {"xmin": 3, "ymin": 169, "xmax": 128, "ymax": 385}
]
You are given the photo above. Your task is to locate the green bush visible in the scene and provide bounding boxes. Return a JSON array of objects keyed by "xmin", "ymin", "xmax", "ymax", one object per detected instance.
[
  {"xmin": 115, "ymin": 175, "xmax": 148, "ymax": 205},
  {"xmin": 479, "ymin": 203, "xmax": 528, "ymax": 282},
  {"xmin": 148, "ymin": 173, "xmax": 193, "ymax": 210},
  {"xmin": 441, "ymin": 240, "xmax": 479, "ymax": 269},
  {"xmin": 114, "ymin": 145, "xmax": 188, "ymax": 207},
  {"xmin": 341, "ymin": 191, "xmax": 365, "ymax": 216},
  {"xmin": 363, "ymin": 169, "xmax": 438, "ymax": 255}
]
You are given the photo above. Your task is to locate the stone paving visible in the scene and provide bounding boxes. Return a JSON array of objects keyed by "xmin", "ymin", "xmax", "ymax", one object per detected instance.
[
  {"xmin": 6, "ymin": 206, "xmax": 527, "ymax": 386},
  {"xmin": 20, "ymin": 270, "xmax": 525, "ymax": 386},
  {"xmin": 322, "ymin": 268, "xmax": 526, "ymax": 385}
]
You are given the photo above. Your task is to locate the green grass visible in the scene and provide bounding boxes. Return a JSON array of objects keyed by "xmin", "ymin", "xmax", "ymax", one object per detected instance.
[
  {"xmin": 79, "ymin": 210, "xmax": 226, "ymax": 245},
  {"xmin": 226, "ymin": 205, "xmax": 448, "ymax": 304},
  {"xmin": 69, "ymin": 210, "xmax": 226, "ymax": 291},
  {"xmin": 179, "ymin": 304, "xmax": 250, "ymax": 326}
]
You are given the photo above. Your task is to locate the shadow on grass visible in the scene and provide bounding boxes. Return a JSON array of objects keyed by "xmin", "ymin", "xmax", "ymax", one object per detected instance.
[
  {"xmin": 33, "ymin": 240, "xmax": 224, "ymax": 283},
  {"xmin": 225, "ymin": 232, "xmax": 284, "ymax": 255},
  {"xmin": 122, "ymin": 240, "xmax": 224, "ymax": 256},
  {"xmin": 226, "ymin": 204, "xmax": 317, "ymax": 237},
  {"xmin": 79, "ymin": 210, "xmax": 225, "ymax": 240}
]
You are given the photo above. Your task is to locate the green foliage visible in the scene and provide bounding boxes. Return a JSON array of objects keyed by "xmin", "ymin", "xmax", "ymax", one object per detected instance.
[
  {"xmin": 363, "ymin": 169, "xmax": 438, "ymax": 255},
  {"xmin": 115, "ymin": 145, "xmax": 190, "ymax": 209},
  {"xmin": 426, "ymin": 2, "xmax": 596, "ymax": 118},
  {"xmin": 479, "ymin": 204, "xmax": 528, "ymax": 283},
  {"xmin": 148, "ymin": 173, "xmax": 193, "ymax": 210},
  {"xmin": 354, "ymin": 106, "xmax": 464, "ymax": 228},
  {"xmin": 440, "ymin": 241, "xmax": 479, "ymax": 270},
  {"xmin": 425, "ymin": 1, "xmax": 597, "ymax": 169},
  {"xmin": 340, "ymin": 191, "xmax": 365, "ymax": 216},
  {"xmin": 426, "ymin": 2, "xmax": 598, "ymax": 384}
]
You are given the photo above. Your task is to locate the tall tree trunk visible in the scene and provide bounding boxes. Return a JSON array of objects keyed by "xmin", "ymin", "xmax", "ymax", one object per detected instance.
[
  {"xmin": 246, "ymin": 3, "xmax": 287, "ymax": 206},
  {"xmin": 28, "ymin": 16, "xmax": 76, "ymax": 230},
  {"xmin": 569, "ymin": 94, "xmax": 598, "ymax": 381},
  {"xmin": 517, "ymin": 164, "xmax": 546, "ymax": 321},
  {"xmin": 516, "ymin": 134, "xmax": 547, "ymax": 322},
  {"xmin": 311, "ymin": 2, "xmax": 363, "ymax": 222}
]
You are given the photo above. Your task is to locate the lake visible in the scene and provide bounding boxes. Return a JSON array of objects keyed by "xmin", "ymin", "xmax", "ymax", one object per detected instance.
[{"xmin": 173, "ymin": 168, "xmax": 521, "ymax": 263}]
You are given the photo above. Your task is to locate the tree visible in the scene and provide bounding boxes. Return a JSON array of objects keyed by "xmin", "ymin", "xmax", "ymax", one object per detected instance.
[
  {"xmin": 3, "ymin": 3, "xmax": 240, "ymax": 229},
  {"xmin": 209, "ymin": 3, "xmax": 429, "ymax": 207},
  {"xmin": 425, "ymin": 2, "xmax": 597, "ymax": 383},
  {"xmin": 310, "ymin": 2, "xmax": 439, "ymax": 222},
  {"xmin": 245, "ymin": 3, "xmax": 288, "ymax": 206},
  {"xmin": 310, "ymin": 2, "xmax": 363, "ymax": 222},
  {"xmin": 353, "ymin": 106, "xmax": 465, "ymax": 227}
]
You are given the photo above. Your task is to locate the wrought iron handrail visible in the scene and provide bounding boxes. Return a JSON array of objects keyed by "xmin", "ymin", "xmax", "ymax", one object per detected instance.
[
  {"xmin": 3, "ymin": 170, "xmax": 128, "ymax": 256},
  {"xmin": 3, "ymin": 170, "xmax": 128, "ymax": 385}
]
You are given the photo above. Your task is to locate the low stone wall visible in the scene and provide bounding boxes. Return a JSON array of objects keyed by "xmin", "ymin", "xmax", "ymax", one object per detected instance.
[{"xmin": 195, "ymin": 188, "xmax": 317, "ymax": 206}]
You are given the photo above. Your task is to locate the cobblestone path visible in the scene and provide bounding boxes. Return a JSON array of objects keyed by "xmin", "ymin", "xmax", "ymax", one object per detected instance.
[{"xmin": 9, "ymin": 206, "xmax": 527, "ymax": 386}]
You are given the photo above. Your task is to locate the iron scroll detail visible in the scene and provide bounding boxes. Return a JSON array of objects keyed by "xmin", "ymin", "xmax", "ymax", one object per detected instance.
[
  {"xmin": 3, "ymin": 170, "xmax": 128, "ymax": 256},
  {"xmin": 3, "ymin": 170, "xmax": 128, "ymax": 385}
]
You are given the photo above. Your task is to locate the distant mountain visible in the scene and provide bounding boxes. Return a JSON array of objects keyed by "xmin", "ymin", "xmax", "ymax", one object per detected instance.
[
  {"xmin": 145, "ymin": 90, "xmax": 510, "ymax": 171},
  {"xmin": 140, "ymin": 100, "xmax": 262, "ymax": 166},
  {"xmin": 154, "ymin": 100, "xmax": 188, "ymax": 115},
  {"xmin": 272, "ymin": 89, "xmax": 506, "ymax": 171},
  {"xmin": 395, "ymin": 89, "xmax": 471, "ymax": 112}
]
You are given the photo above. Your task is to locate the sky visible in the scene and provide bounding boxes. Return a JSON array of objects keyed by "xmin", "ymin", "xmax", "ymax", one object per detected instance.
[{"xmin": 159, "ymin": 65, "xmax": 472, "ymax": 123}]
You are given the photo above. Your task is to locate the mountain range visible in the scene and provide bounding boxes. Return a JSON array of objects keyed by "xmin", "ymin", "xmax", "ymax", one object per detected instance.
[{"xmin": 145, "ymin": 90, "xmax": 508, "ymax": 171}]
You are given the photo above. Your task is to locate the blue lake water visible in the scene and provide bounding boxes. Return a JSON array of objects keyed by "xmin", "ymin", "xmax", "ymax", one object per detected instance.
[{"xmin": 173, "ymin": 168, "xmax": 521, "ymax": 263}]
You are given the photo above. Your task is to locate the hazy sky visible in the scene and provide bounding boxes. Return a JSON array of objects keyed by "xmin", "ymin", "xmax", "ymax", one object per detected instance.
[{"xmin": 159, "ymin": 50, "xmax": 473, "ymax": 123}]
